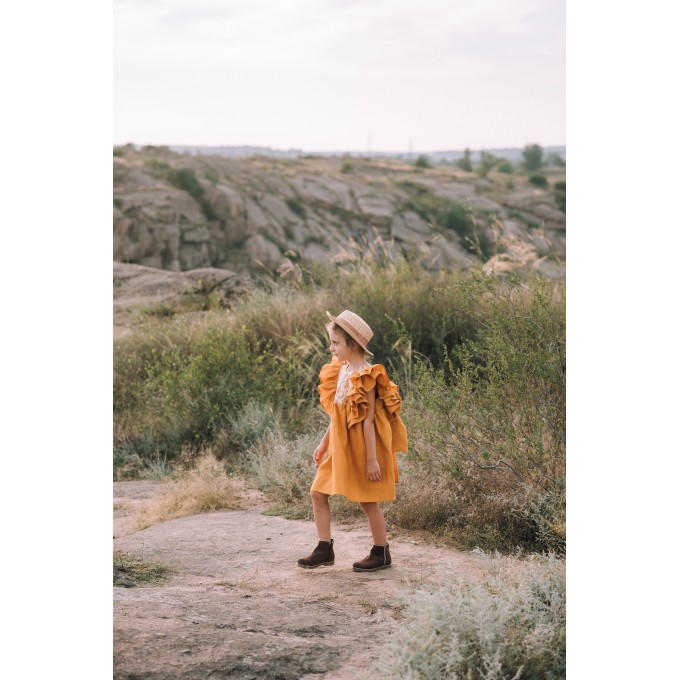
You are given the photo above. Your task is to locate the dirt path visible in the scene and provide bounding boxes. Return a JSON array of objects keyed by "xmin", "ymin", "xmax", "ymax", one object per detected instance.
[{"xmin": 113, "ymin": 482, "xmax": 484, "ymax": 680}]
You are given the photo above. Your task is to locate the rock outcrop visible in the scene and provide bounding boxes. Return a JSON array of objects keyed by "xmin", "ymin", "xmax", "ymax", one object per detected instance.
[
  {"xmin": 113, "ymin": 148, "xmax": 566, "ymax": 279},
  {"xmin": 113, "ymin": 262, "xmax": 252, "ymax": 338}
]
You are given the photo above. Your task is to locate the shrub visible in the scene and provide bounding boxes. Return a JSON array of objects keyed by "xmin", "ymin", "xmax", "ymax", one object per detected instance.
[
  {"xmin": 395, "ymin": 272, "xmax": 565, "ymax": 551},
  {"xmin": 529, "ymin": 173, "xmax": 548, "ymax": 188},
  {"xmin": 414, "ymin": 154, "xmax": 432, "ymax": 169},
  {"xmin": 244, "ymin": 428, "xmax": 364, "ymax": 521},
  {"xmin": 497, "ymin": 160, "xmax": 514, "ymax": 173},
  {"xmin": 131, "ymin": 453, "xmax": 243, "ymax": 530},
  {"xmin": 225, "ymin": 400, "xmax": 284, "ymax": 457},
  {"xmin": 244, "ymin": 430, "xmax": 321, "ymax": 519},
  {"xmin": 456, "ymin": 148, "xmax": 473, "ymax": 172},
  {"xmin": 477, "ymin": 151, "xmax": 499, "ymax": 177},
  {"xmin": 341, "ymin": 161, "xmax": 353, "ymax": 174},
  {"xmin": 286, "ymin": 197, "xmax": 307, "ymax": 218},
  {"xmin": 364, "ymin": 550, "xmax": 565, "ymax": 679},
  {"xmin": 396, "ymin": 181, "xmax": 494, "ymax": 258},
  {"xmin": 548, "ymin": 152, "xmax": 566, "ymax": 167}
]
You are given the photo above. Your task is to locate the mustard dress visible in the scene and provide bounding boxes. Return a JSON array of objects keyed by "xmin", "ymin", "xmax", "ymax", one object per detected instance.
[{"xmin": 310, "ymin": 358, "xmax": 408, "ymax": 503}]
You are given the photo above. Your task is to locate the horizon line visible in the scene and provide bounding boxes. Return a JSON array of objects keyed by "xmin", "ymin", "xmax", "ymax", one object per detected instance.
[{"xmin": 113, "ymin": 142, "xmax": 567, "ymax": 153}]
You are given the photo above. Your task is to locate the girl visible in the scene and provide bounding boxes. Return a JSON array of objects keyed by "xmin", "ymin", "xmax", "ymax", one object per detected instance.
[{"xmin": 297, "ymin": 309, "xmax": 408, "ymax": 572}]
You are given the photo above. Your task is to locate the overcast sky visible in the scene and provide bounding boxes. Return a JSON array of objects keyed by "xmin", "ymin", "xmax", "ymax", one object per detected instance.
[{"xmin": 113, "ymin": 0, "xmax": 565, "ymax": 152}]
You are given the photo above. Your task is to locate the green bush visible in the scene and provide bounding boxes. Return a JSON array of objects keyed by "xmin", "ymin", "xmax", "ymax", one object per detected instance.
[
  {"xmin": 396, "ymin": 181, "xmax": 494, "ymax": 258},
  {"xmin": 366, "ymin": 550, "xmax": 565, "ymax": 679},
  {"xmin": 477, "ymin": 151, "xmax": 499, "ymax": 177},
  {"xmin": 393, "ymin": 272, "xmax": 565, "ymax": 551},
  {"xmin": 286, "ymin": 197, "xmax": 307, "ymax": 218},
  {"xmin": 497, "ymin": 160, "xmax": 514, "ymax": 173},
  {"xmin": 529, "ymin": 173, "xmax": 548, "ymax": 188},
  {"xmin": 456, "ymin": 148, "xmax": 473, "ymax": 172},
  {"xmin": 341, "ymin": 161, "xmax": 353, "ymax": 174},
  {"xmin": 141, "ymin": 161, "xmax": 216, "ymax": 220},
  {"xmin": 553, "ymin": 181, "xmax": 566, "ymax": 213},
  {"xmin": 548, "ymin": 152, "xmax": 566, "ymax": 167},
  {"xmin": 414, "ymin": 154, "xmax": 432, "ymax": 169},
  {"xmin": 244, "ymin": 428, "xmax": 364, "ymax": 521}
]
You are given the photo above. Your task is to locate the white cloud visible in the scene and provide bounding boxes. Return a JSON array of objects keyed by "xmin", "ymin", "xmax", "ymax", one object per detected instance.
[{"xmin": 114, "ymin": 0, "xmax": 565, "ymax": 149}]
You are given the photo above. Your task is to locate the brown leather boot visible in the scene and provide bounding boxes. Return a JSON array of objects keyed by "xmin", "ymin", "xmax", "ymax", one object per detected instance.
[
  {"xmin": 352, "ymin": 542, "xmax": 391, "ymax": 572},
  {"xmin": 297, "ymin": 539, "xmax": 335, "ymax": 569}
]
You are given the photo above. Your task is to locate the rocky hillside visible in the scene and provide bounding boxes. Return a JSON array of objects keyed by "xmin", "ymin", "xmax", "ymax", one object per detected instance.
[{"xmin": 113, "ymin": 146, "xmax": 566, "ymax": 279}]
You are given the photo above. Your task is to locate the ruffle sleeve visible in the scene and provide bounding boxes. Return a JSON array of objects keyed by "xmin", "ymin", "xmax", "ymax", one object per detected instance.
[
  {"xmin": 318, "ymin": 358, "xmax": 343, "ymax": 415},
  {"xmin": 346, "ymin": 364, "xmax": 403, "ymax": 428}
]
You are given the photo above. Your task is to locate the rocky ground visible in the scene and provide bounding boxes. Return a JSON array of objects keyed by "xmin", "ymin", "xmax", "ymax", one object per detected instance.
[
  {"xmin": 113, "ymin": 146, "xmax": 566, "ymax": 280},
  {"xmin": 113, "ymin": 482, "xmax": 484, "ymax": 680}
]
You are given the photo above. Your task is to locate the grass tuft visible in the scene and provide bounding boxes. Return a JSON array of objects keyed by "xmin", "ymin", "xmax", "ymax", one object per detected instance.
[
  {"xmin": 113, "ymin": 551, "xmax": 172, "ymax": 586},
  {"xmin": 131, "ymin": 454, "xmax": 243, "ymax": 530}
]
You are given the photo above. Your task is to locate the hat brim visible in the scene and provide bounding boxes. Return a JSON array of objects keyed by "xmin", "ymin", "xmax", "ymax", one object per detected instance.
[{"xmin": 326, "ymin": 311, "xmax": 374, "ymax": 356}]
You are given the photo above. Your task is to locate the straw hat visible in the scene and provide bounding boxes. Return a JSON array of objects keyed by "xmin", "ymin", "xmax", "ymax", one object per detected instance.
[{"xmin": 326, "ymin": 310, "xmax": 374, "ymax": 356}]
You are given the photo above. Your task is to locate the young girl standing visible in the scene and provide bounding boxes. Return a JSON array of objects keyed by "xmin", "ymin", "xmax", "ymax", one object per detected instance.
[{"xmin": 297, "ymin": 310, "xmax": 408, "ymax": 572}]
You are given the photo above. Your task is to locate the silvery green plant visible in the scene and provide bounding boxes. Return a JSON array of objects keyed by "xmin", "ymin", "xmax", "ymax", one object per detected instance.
[{"xmin": 364, "ymin": 550, "xmax": 565, "ymax": 680}]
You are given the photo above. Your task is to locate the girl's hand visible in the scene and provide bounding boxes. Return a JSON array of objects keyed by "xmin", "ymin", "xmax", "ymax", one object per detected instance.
[
  {"xmin": 366, "ymin": 458, "xmax": 381, "ymax": 482},
  {"xmin": 313, "ymin": 444, "xmax": 327, "ymax": 466}
]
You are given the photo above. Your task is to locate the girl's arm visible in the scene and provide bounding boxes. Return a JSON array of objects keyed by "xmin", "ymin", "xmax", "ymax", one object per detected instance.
[
  {"xmin": 363, "ymin": 387, "xmax": 380, "ymax": 481},
  {"xmin": 313, "ymin": 424, "xmax": 332, "ymax": 465}
]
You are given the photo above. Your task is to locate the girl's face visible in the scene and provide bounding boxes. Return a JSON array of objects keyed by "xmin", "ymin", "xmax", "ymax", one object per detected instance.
[{"xmin": 328, "ymin": 328, "xmax": 353, "ymax": 363}]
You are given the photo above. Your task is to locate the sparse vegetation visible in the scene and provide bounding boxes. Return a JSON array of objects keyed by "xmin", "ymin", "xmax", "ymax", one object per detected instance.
[
  {"xmin": 414, "ymin": 154, "xmax": 432, "ymax": 169},
  {"xmin": 303, "ymin": 234, "xmax": 327, "ymax": 247},
  {"xmin": 341, "ymin": 161, "xmax": 353, "ymax": 174},
  {"xmin": 477, "ymin": 151, "xmax": 500, "ymax": 177},
  {"xmin": 131, "ymin": 454, "xmax": 243, "ymax": 530},
  {"xmin": 456, "ymin": 148, "xmax": 473, "ymax": 172},
  {"xmin": 113, "ymin": 551, "xmax": 172, "ymax": 586},
  {"xmin": 142, "ymin": 161, "xmax": 216, "ymax": 219},
  {"xmin": 396, "ymin": 180, "xmax": 494, "ymax": 257},
  {"xmin": 364, "ymin": 550, "xmax": 565, "ymax": 679},
  {"xmin": 529, "ymin": 173, "xmax": 548, "ymax": 188},
  {"xmin": 286, "ymin": 197, "xmax": 307, "ymax": 218},
  {"xmin": 283, "ymin": 222, "xmax": 296, "ymax": 241},
  {"xmin": 553, "ymin": 180, "xmax": 566, "ymax": 212},
  {"xmin": 548, "ymin": 152, "xmax": 566, "ymax": 167}
]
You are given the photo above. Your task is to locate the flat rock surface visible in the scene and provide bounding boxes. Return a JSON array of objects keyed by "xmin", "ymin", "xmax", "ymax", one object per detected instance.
[{"xmin": 113, "ymin": 482, "xmax": 484, "ymax": 679}]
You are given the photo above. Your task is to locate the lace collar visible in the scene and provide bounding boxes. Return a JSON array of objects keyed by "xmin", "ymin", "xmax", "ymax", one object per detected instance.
[{"xmin": 334, "ymin": 361, "xmax": 371, "ymax": 404}]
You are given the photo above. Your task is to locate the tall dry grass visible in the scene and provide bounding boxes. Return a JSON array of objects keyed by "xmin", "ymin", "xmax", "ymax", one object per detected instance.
[
  {"xmin": 391, "ymin": 272, "xmax": 565, "ymax": 551},
  {"xmin": 131, "ymin": 453, "xmax": 243, "ymax": 530}
]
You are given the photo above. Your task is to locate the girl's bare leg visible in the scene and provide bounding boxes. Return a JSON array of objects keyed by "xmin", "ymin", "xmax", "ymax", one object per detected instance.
[
  {"xmin": 310, "ymin": 490, "xmax": 332, "ymax": 541},
  {"xmin": 359, "ymin": 502, "xmax": 387, "ymax": 545}
]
